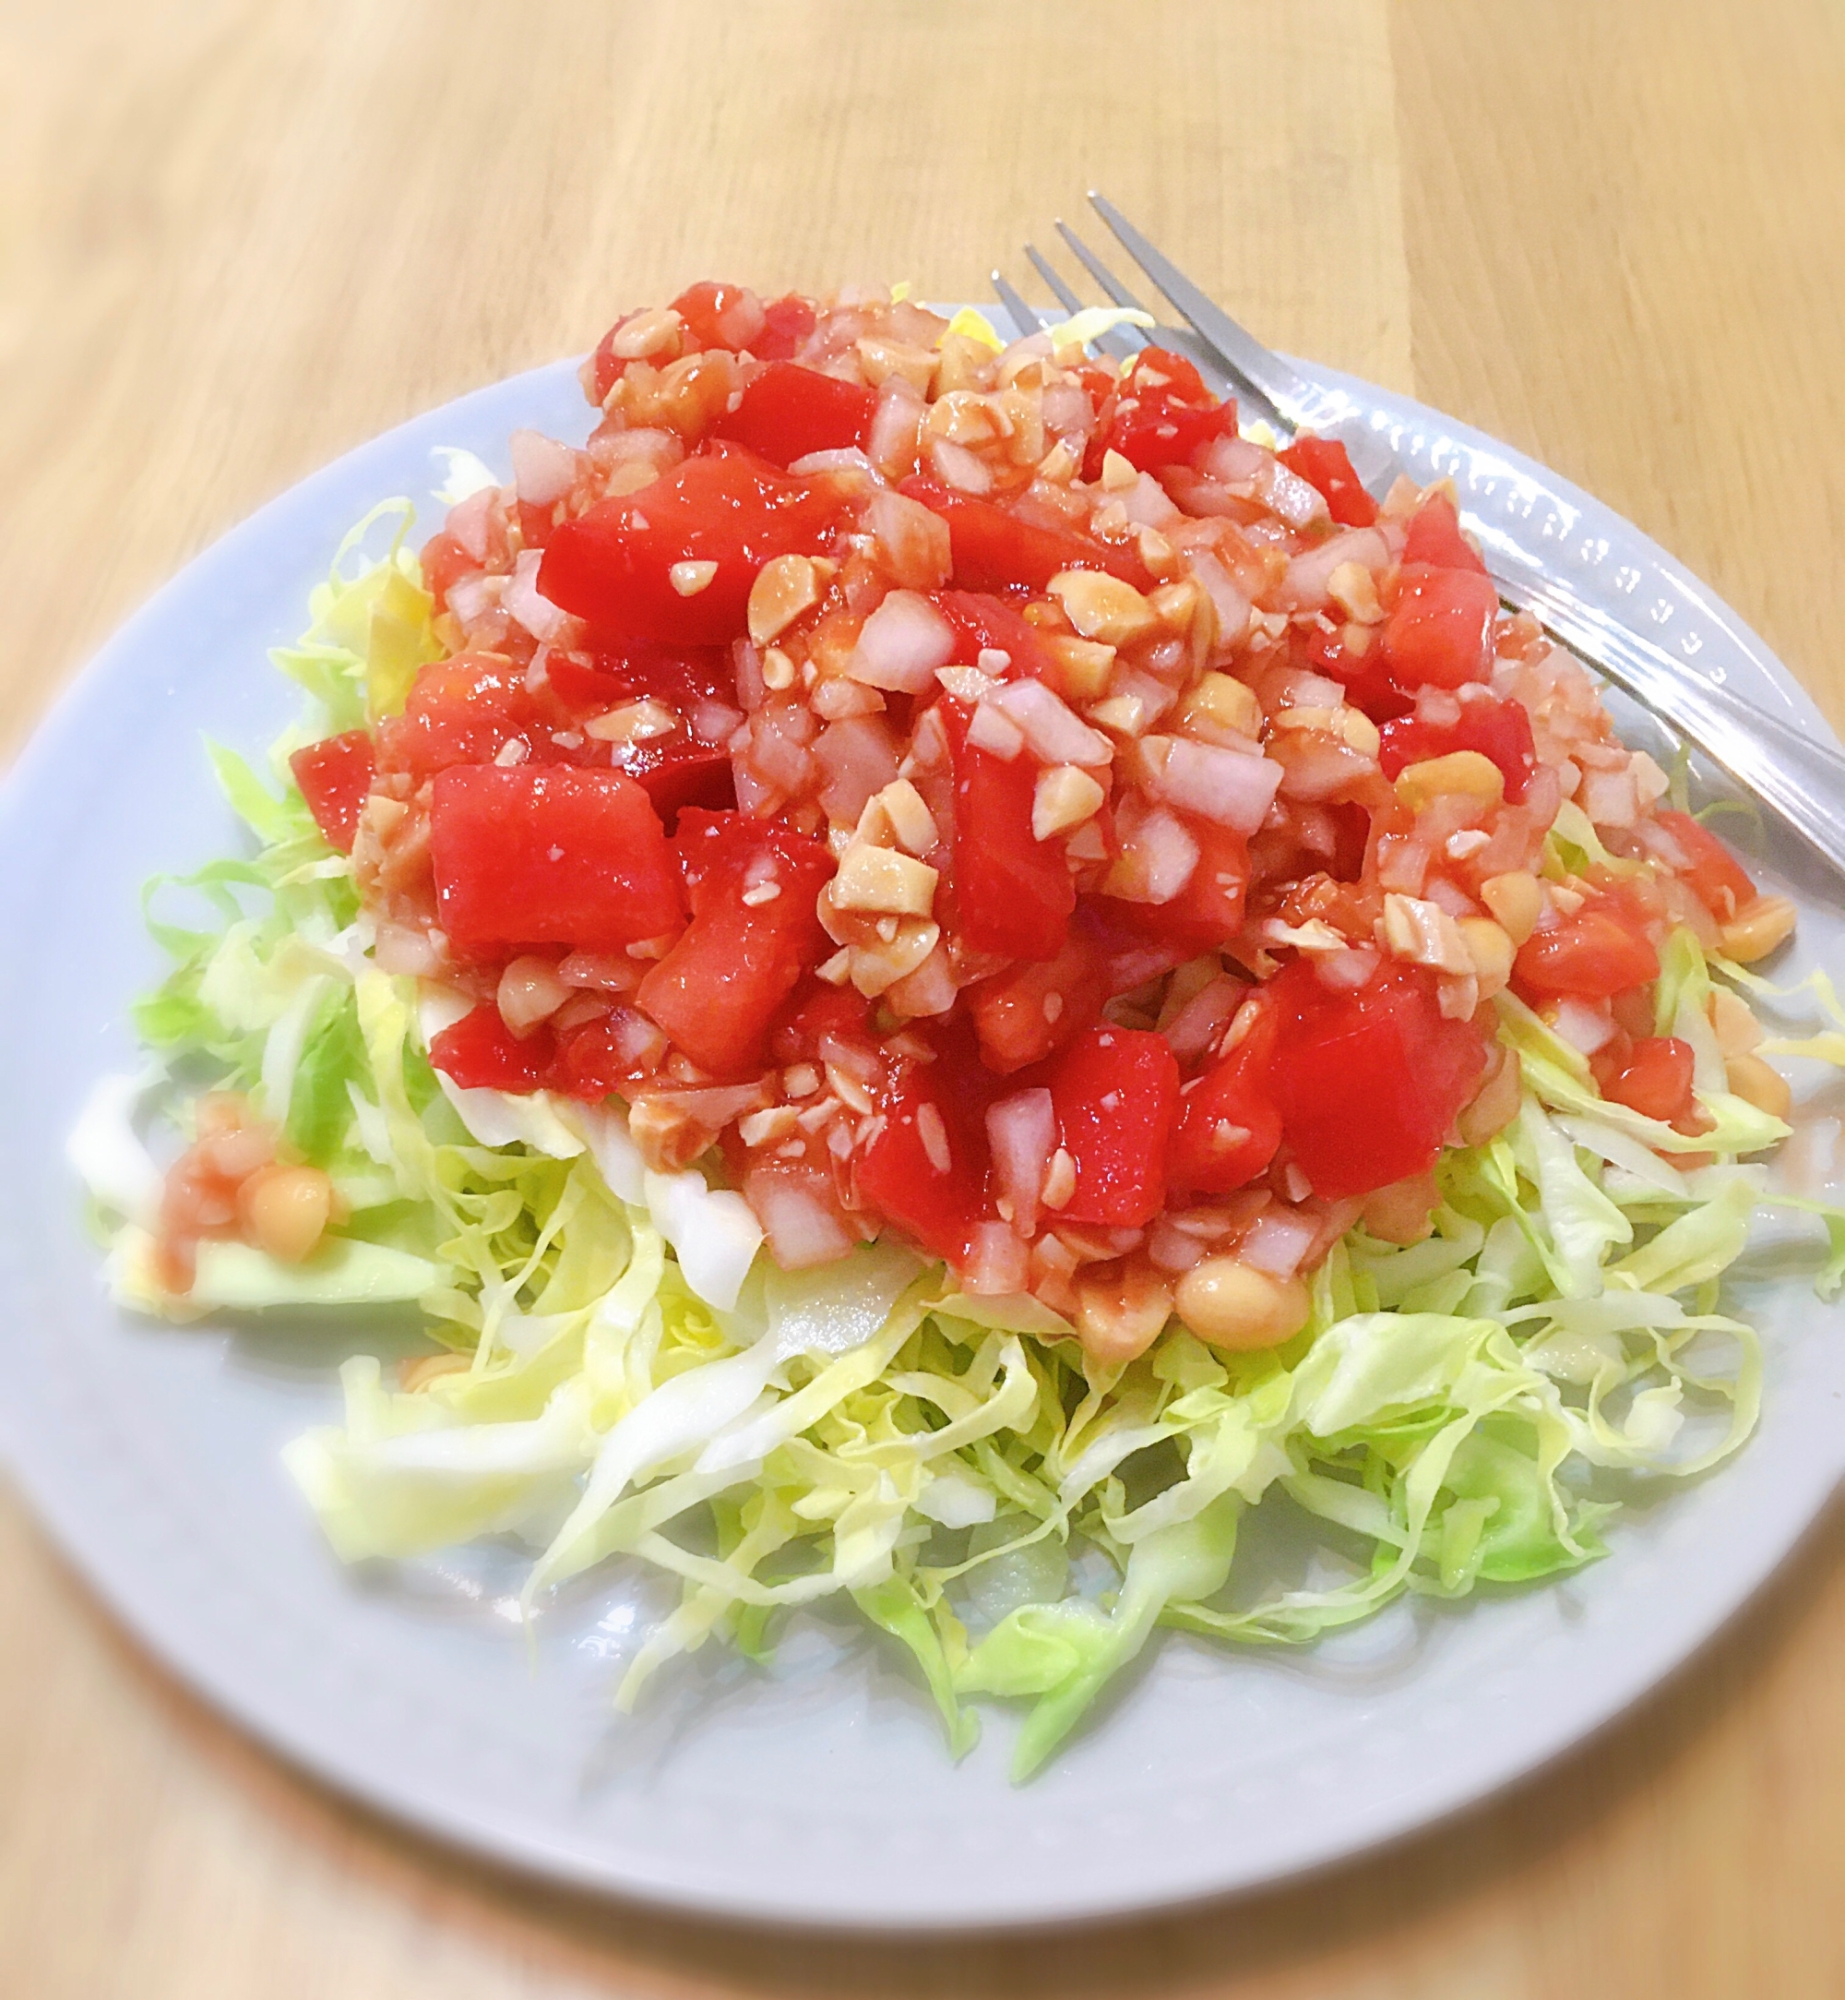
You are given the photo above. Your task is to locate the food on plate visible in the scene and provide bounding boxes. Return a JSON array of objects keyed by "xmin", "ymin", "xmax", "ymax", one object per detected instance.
[{"xmin": 74, "ymin": 283, "xmax": 1845, "ymax": 1776}]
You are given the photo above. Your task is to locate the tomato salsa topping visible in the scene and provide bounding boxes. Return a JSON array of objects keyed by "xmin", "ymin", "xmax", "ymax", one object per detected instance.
[{"xmin": 285, "ymin": 286, "xmax": 1787, "ymax": 1363}]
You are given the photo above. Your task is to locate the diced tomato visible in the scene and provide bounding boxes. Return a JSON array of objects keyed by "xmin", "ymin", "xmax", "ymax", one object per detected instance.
[
  {"xmin": 770, "ymin": 981, "xmax": 875, "ymax": 1065},
  {"xmin": 1267, "ymin": 961, "xmax": 1488, "ymax": 1199},
  {"xmin": 584, "ymin": 311, "xmax": 660, "ymax": 407},
  {"xmin": 289, "ymin": 731, "xmax": 375, "ymax": 854},
  {"xmin": 379, "ymin": 653, "xmax": 540, "ymax": 780},
  {"xmin": 1085, "ymin": 349, "xmax": 1235, "ymax": 478},
  {"xmin": 1379, "ymin": 693, "xmax": 1537, "ymax": 802},
  {"xmin": 1295, "ymin": 621, "xmax": 1413, "ymax": 724},
  {"xmin": 754, "ymin": 294, "xmax": 817, "ymax": 362},
  {"xmin": 636, "ymin": 811, "xmax": 834, "ymax": 1077},
  {"xmin": 558, "ymin": 643, "xmax": 740, "ymax": 824},
  {"xmin": 539, "ymin": 446, "xmax": 845, "ymax": 646},
  {"xmin": 966, "ymin": 925, "xmax": 1106, "ymax": 1073},
  {"xmin": 417, "ymin": 532, "xmax": 477, "ymax": 611},
  {"xmin": 934, "ymin": 590, "xmax": 1059, "ymax": 682},
  {"xmin": 712, "ymin": 362, "xmax": 877, "ymax": 468},
  {"xmin": 671, "ymin": 280, "xmax": 758, "ymax": 353},
  {"xmin": 897, "ymin": 478, "xmax": 1151, "ymax": 592},
  {"xmin": 1166, "ymin": 1001, "xmax": 1282, "ymax": 1194},
  {"xmin": 1043, "ymin": 1026, "xmax": 1180, "ymax": 1227},
  {"xmin": 1655, "ymin": 808, "xmax": 1757, "ymax": 923},
  {"xmin": 430, "ymin": 765, "xmax": 683, "ymax": 955},
  {"xmin": 1380, "ymin": 566, "xmax": 1500, "ymax": 690},
  {"xmin": 940, "ymin": 699, "xmax": 1074, "ymax": 962},
  {"xmin": 857, "ymin": 1032, "xmax": 998, "ymax": 1261},
  {"xmin": 427, "ymin": 1003, "xmax": 554, "ymax": 1093},
  {"xmin": 552, "ymin": 1015, "xmax": 638, "ymax": 1103},
  {"xmin": 1591, "ymin": 1033, "xmax": 1697, "ymax": 1125},
  {"xmin": 1514, "ymin": 895, "xmax": 1659, "ymax": 1000},
  {"xmin": 1402, "ymin": 493, "xmax": 1488, "ymax": 575},
  {"xmin": 1278, "ymin": 437, "xmax": 1378, "ymax": 528}
]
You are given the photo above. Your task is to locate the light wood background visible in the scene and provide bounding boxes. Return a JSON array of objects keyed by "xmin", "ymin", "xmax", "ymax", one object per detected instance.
[{"xmin": 4, "ymin": 2, "xmax": 1844, "ymax": 1993}]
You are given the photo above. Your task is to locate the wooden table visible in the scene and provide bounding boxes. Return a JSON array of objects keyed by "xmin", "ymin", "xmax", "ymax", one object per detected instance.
[{"xmin": 4, "ymin": 2, "xmax": 1843, "ymax": 1991}]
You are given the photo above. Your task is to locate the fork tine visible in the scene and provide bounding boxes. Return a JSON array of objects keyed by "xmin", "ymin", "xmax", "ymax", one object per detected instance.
[
  {"xmin": 1052, "ymin": 219, "xmax": 1150, "ymax": 318},
  {"xmin": 1085, "ymin": 191, "xmax": 1317, "ymax": 427},
  {"xmin": 1025, "ymin": 243, "xmax": 1142, "ymax": 361},
  {"xmin": 990, "ymin": 270, "xmax": 1042, "ymax": 341},
  {"xmin": 1024, "ymin": 243, "xmax": 1084, "ymax": 318}
]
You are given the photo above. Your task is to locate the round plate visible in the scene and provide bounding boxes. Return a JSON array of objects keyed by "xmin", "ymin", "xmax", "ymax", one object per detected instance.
[{"xmin": 2, "ymin": 354, "xmax": 1841, "ymax": 1931}]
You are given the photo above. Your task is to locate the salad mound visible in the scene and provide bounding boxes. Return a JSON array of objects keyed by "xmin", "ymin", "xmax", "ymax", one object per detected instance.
[{"xmin": 75, "ymin": 283, "xmax": 1844, "ymax": 1776}]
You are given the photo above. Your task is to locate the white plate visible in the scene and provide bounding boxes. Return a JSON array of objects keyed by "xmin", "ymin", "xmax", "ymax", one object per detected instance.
[{"xmin": 2, "ymin": 354, "xmax": 1842, "ymax": 1931}]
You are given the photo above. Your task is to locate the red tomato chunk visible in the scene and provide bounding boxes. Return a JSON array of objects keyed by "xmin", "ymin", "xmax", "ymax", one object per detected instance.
[
  {"xmin": 290, "ymin": 731, "xmax": 374, "ymax": 853},
  {"xmin": 1267, "ymin": 963, "xmax": 1488, "ymax": 1200},
  {"xmin": 1277, "ymin": 437, "xmax": 1378, "ymax": 528},
  {"xmin": 636, "ymin": 812, "xmax": 834, "ymax": 1078},
  {"xmin": 712, "ymin": 362, "xmax": 877, "ymax": 468},
  {"xmin": 429, "ymin": 765, "xmax": 683, "ymax": 956},
  {"xmin": 1044, "ymin": 1027, "xmax": 1180, "ymax": 1227},
  {"xmin": 540, "ymin": 447, "xmax": 844, "ymax": 646}
]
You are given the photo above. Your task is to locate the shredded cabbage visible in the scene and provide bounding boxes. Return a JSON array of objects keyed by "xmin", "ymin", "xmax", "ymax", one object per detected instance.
[{"xmin": 76, "ymin": 517, "xmax": 1845, "ymax": 1781}]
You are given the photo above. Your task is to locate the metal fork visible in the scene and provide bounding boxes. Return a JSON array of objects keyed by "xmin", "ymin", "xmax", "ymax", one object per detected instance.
[{"xmin": 994, "ymin": 197, "xmax": 1845, "ymax": 889}]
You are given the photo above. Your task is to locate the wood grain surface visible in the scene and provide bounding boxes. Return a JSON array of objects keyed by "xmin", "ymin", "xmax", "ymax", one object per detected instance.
[{"xmin": 3, "ymin": 2, "xmax": 1843, "ymax": 1993}]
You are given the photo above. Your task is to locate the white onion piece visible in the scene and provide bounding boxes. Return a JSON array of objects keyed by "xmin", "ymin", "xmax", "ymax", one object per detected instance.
[
  {"xmin": 1551, "ymin": 997, "xmax": 1618, "ymax": 1056},
  {"xmin": 1254, "ymin": 457, "xmax": 1332, "ymax": 529},
  {"xmin": 988, "ymin": 677, "xmax": 1112, "ymax": 768},
  {"xmin": 931, "ymin": 438, "xmax": 993, "ymax": 494},
  {"xmin": 1187, "ymin": 551, "xmax": 1251, "ymax": 645},
  {"xmin": 509, "ymin": 428, "xmax": 577, "ymax": 507},
  {"xmin": 867, "ymin": 381, "xmax": 925, "ymax": 476},
  {"xmin": 967, "ymin": 701, "xmax": 1025, "ymax": 760},
  {"xmin": 814, "ymin": 716, "xmax": 900, "ymax": 826},
  {"xmin": 445, "ymin": 486, "xmax": 495, "ymax": 561},
  {"xmin": 745, "ymin": 708, "xmax": 816, "ymax": 794},
  {"xmin": 1199, "ymin": 434, "xmax": 1270, "ymax": 483},
  {"xmin": 848, "ymin": 589, "xmax": 957, "ymax": 692},
  {"xmin": 863, "ymin": 488, "xmax": 952, "ymax": 589},
  {"xmin": 961, "ymin": 1222, "xmax": 1031, "ymax": 1296},
  {"xmin": 787, "ymin": 446, "xmax": 880, "ymax": 479},
  {"xmin": 1275, "ymin": 528, "xmax": 1389, "ymax": 612},
  {"xmin": 747, "ymin": 1166, "xmax": 856, "ymax": 1270},
  {"xmin": 503, "ymin": 548, "xmax": 570, "ymax": 642},
  {"xmin": 1121, "ymin": 803, "xmax": 1199, "ymax": 904},
  {"xmin": 374, "ymin": 921, "xmax": 447, "ymax": 978},
  {"xmin": 1578, "ymin": 764, "xmax": 1640, "ymax": 829},
  {"xmin": 1140, "ymin": 735, "xmax": 1282, "ymax": 833},
  {"xmin": 1240, "ymin": 1209, "xmax": 1318, "ymax": 1279},
  {"xmin": 445, "ymin": 571, "xmax": 501, "ymax": 627},
  {"xmin": 1039, "ymin": 379, "xmax": 1091, "ymax": 440},
  {"xmin": 986, "ymin": 1088, "xmax": 1056, "ymax": 1238},
  {"xmin": 1119, "ymin": 472, "xmax": 1181, "ymax": 527}
]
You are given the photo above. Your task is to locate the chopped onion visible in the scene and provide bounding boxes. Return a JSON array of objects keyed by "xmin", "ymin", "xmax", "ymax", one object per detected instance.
[
  {"xmin": 445, "ymin": 571, "xmax": 501, "ymax": 627},
  {"xmin": 746, "ymin": 1164, "xmax": 856, "ymax": 1270},
  {"xmin": 1116, "ymin": 799, "xmax": 1199, "ymax": 904},
  {"xmin": 863, "ymin": 489, "xmax": 952, "ymax": 590},
  {"xmin": 961, "ymin": 1222, "xmax": 1031, "ymax": 1296},
  {"xmin": 867, "ymin": 381, "xmax": 925, "ymax": 477},
  {"xmin": 1187, "ymin": 551, "xmax": 1250, "ymax": 645},
  {"xmin": 1240, "ymin": 1207, "xmax": 1317, "ymax": 1279},
  {"xmin": 988, "ymin": 677, "xmax": 1112, "ymax": 768},
  {"xmin": 1255, "ymin": 458, "xmax": 1332, "ymax": 530},
  {"xmin": 1275, "ymin": 528, "xmax": 1389, "ymax": 612},
  {"xmin": 931, "ymin": 438, "xmax": 993, "ymax": 494},
  {"xmin": 1551, "ymin": 997, "xmax": 1617, "ymax": 1056},
  {"xmin": 1140, "ymin": 735, "xmax": 1282, "ymax": 834},
  {"xmin": 967, "ymin": 701, "xmax": 1025, "ymax": 760},
  {"xmin": 1198, "ymin": 434, "xmax": 1270, "ymax": 483},
  {"xmin": 1578, "ymin": 764, "xmax": 1640, "ymax": 829},
  {"xmin": 745, "ymin": 706, "xmax": 817, "ymax": 794},
  {"xmin": 509, "ymin": 428, "xmax": 577, "ymax": 507},
  {"xmin": 987, "ymin": 1088, "xmax": 1056, "ymax": 1238},
  {"xmin": 1161, "ymin": 976, "xmax": 1243, "ymax": 1063},
  {"xmin": 848, "ymin": 589, "xmax": 957, "ymax": 692},
  {"xmin": 1118, "ymin": 472, "xmax": 1181, "ymax": 528},
  {"xmin": 814, "ymin": 716, "xmax": 900, "ymax": 826},
  {"xmin": 503, "ymin": 548, "xmax": 570, "ymax": 642},
  {"xmin": 446, "ymin": 487, "xmax": 495, "ymax": 561},
  {"xmin": 787, "ymin": 446, "xmax": 881, "ymax": 480}
]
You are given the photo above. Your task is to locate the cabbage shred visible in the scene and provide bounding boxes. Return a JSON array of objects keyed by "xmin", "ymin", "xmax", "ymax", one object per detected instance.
[{"xmin": 76, "ymin": 515, "xmax": 1843, "ymax": 1781}]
